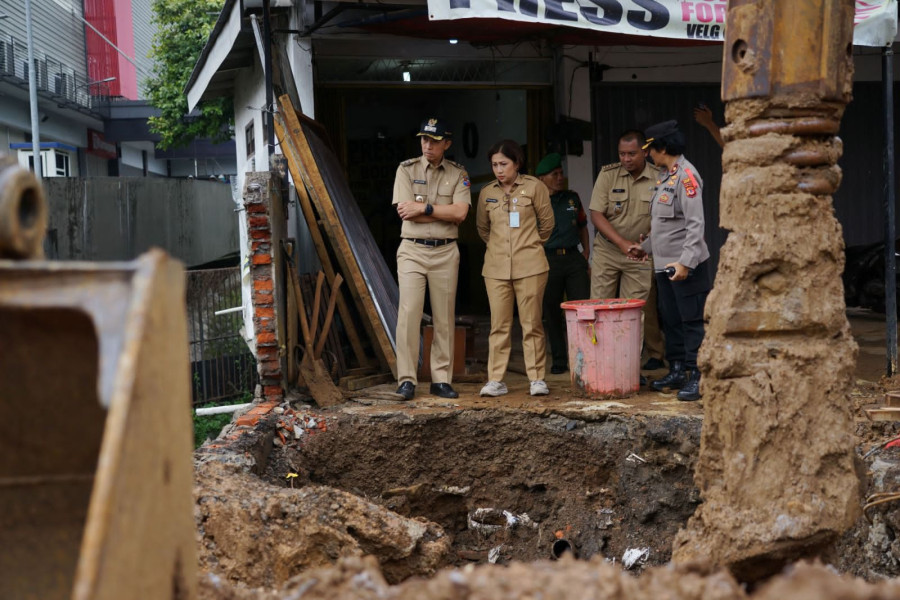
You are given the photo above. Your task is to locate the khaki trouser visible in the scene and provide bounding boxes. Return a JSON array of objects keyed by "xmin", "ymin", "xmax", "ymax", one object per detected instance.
[
  {"xmin": 590, "ymin": 235, "xmax": 653, "ymax": 300},
  {"xmin": 590, "ymin": 235, "xmax": 654, "ymax": 357},
  {"xmin": 484, "ymin": 272, "xmax": 548, "ymax": 382},
  {"xmin": 395, "ymin": 240, "xmax": 459, "ymax": 385}
]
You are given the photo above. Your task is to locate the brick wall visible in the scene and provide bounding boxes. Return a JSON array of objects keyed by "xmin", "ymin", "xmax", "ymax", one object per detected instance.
[{"xmin": 243, "ymin": 174, "xmax": 284, "ymax": 403}]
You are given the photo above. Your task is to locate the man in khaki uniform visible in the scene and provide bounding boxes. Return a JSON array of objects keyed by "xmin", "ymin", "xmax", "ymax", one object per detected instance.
[
  {"xmin": 392, "ymin": 117, "xmax": 471, "ymax": 401},
  {"xmin": 589, "ymin": 130, "xmax": 665, "ymax": 371}
]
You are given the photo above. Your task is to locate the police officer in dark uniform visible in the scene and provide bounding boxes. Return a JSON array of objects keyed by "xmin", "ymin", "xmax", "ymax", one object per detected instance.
[
  {"xmin": 536, "ymin": 153, "xmax": 590, "ymax": 374},
  {"xmin": 629, "ymin": 120, "xmax": 710, "ymax": 401}
]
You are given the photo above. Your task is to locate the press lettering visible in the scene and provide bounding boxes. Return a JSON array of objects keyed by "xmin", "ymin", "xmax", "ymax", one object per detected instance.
[
  {"xmin": 627, "ymin": 0, "xmax": 668, "ymax": 30},
  {"xmin": 520, "ymin": 0, "xmax": 538, "ymax": 16},
  {"xmin": 545, "ymin": 0, "xmax": 578, "ymax": 21},
  {"xmin": 579, "ymin": 0, "xmax": 623, "ymax": 26}
]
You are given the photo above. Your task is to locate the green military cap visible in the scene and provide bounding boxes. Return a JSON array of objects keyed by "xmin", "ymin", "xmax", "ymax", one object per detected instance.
[{"xmin": 535, "ymin": 152, "xmax": 563, "ymax": 176}]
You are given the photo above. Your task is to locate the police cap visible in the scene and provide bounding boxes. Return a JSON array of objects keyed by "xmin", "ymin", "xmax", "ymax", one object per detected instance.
[{"xmin": 642, "ymin": 120, "xmax": 680, "ymax": 149}]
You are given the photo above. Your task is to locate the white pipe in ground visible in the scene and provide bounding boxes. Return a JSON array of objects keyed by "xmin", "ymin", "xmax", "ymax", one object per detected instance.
[{"xmin": 195, "ymin": 403, "xmax": 252, "ymax": 416}]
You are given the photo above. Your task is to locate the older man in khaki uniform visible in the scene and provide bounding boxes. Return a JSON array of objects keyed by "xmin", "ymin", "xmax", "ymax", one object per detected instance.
[
  {"xmin": 589, "ymin": 130, "xmax": 665, "ymax": 372},
  {"xmin": 393, "ymin": 118, "xmax": 471, "ymax": 401}
]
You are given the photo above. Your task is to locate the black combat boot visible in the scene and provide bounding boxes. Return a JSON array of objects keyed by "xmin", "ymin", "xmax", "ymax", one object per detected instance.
[
  {"xmin": 650, "ymin": 360, "xmax": 685, "ymax": 392},
  {"xmin": 677, "ymin": 369, "xmax": 701, "ymax": 401}
]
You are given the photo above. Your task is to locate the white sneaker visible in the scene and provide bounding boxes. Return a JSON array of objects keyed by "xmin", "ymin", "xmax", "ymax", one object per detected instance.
[
  {"xmin": 530, "ymin": 380, "xmax": 550, "ymax": 396},
  {"xmin": 480, "ymin": 381, "xmax": 508, "ymax": 397}
]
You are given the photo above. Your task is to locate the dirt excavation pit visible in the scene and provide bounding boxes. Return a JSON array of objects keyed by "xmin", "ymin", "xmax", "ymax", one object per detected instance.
[{"xmin": 194, "ymin": 386, "xmax": 900, "ymax": 599}]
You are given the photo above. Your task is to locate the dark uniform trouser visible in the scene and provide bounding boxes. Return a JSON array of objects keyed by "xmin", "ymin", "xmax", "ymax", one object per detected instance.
[
  {"xmin": 655, "ymin": 259, "xmax": 710, "ymax": 370},
  {"xmin": 643, "ymin": 278, "xmax": 666, "ymax": 361},
  {"xmin": 542, "ymin": 252, "xmax": 590, "ymax": 369}
]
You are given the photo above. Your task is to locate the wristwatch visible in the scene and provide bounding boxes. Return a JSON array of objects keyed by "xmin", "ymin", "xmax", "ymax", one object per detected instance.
[{"xmin": 424, "ymin": 203, "xmax": 434, "ymax": 216}]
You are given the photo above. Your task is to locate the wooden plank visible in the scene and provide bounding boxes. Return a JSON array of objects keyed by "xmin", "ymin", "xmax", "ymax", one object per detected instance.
[
  {"xmin": 344, "ymin": 366, "xmax": 378, "ymax": 377},
  {"xmin": 274, "ymin": 115, "xmax": 371, "ymax": 369},
  {"xmin": 299, "ymin": 273, "xmax": 348, "ymax": 377},
  {"xmin": 885, "ymin": 392, "xmax": 900, "ymax": 407},
  {"xmin": 285, "ymin": 249, "xmax": 298, "ymax": 385},
  {"xmin": 339, "ymin": 372, "xmax": 394, "ymax": 391},
  {"xmin": 865, "ymin": 407, "xmax": 900, "ymax": 422},
  {"xmin": 276, "ymin": 95, "xmax": 398, "ymax": 377}
]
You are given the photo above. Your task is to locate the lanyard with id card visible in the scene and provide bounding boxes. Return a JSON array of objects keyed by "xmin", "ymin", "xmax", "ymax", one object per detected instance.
[{"xmin": 509, "ymin": 195, "xmax": 520, "ymax": 228}]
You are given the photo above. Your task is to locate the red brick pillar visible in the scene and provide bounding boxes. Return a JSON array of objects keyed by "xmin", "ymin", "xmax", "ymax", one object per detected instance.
[{"xmin": 244, "ymin": 174, "xmax": 284, "ymax": 404}]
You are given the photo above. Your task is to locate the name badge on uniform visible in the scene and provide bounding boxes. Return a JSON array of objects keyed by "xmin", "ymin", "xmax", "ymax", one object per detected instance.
[
  {"xmin": 413, "ymin": 179, "xmax": 426, "ymax": 184},
  {"xmin": 612, "ymin": 188, "xmax": 625, "ymax": 193},
  {"xmin": 486, "ymin": 198, "xmax": 499, "ymax": 203},
  {"xmin": 510, "ymin": 212, "xmax": 520, "ymax": 228}
]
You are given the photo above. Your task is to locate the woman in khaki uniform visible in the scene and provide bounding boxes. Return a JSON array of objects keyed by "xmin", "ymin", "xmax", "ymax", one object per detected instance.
[{"xmin": 476, "ymin": 140, "xmax": 555, "ymax": 397}]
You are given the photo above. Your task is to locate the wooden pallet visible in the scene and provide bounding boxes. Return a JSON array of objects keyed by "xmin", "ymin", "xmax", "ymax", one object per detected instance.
[{"xmin": 274, "ymin": 95, "xmax": 398, "ymax": 378}]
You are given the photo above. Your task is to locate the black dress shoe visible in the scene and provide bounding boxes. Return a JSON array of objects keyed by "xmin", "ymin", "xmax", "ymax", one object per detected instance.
[
  {"xmin": 642, "ymin": 357, "xmax": 666, "ymax": 371},
  {"xmin": 429, "ymin": 382, "xmax": 459, "ymax": 399},
  {"xmin": 396, "ymin": 381, "xmax": 415, "ymax": 400},
  {"xmin": 677, "ymin": 369, "xmax": 702, "ymax": 401},
  {"xmin": 651, "ymin": 361, "xmax": 685, "ymax": 392},
  {"xmin": 550, "ymin": 365, "xmax": 568, "ymax": 374}
]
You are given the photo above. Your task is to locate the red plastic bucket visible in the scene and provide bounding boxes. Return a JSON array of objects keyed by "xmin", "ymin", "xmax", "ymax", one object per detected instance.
[{"xmin": 560, "ymin": 298, "xmax": 646, "ymax": 397}]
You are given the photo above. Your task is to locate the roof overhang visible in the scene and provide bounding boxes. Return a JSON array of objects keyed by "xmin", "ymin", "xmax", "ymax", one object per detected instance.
[{"xmin": 186, "ymin": 0, "xmax": 256, "ymax": 112}]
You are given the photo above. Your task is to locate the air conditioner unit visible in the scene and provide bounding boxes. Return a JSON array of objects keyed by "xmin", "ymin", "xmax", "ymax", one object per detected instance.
[
  {"xmin": 22, "ymin": 59, "xmax": 48, "ymax": 88},
  {"xmin": 0, "ymin": 41, "xmax": 10, "ymax": 75},
  {"xmin": 54, "ymin": 73, "xmax": 74, "ymax": 100},
  {"xmin": 35, "ymin": 59, "xmax": 48, "ymax": 90}
]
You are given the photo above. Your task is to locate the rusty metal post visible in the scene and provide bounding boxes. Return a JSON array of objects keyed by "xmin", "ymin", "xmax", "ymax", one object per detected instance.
[{"xmin": 671, "ymin": 0, "xmax": 860, "ymax": 581}]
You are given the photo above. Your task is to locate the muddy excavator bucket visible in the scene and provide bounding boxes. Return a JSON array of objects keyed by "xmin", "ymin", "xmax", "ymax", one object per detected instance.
[{"xmin": 0, "ymin": 158, "xmax": 197, "ymax": 599}]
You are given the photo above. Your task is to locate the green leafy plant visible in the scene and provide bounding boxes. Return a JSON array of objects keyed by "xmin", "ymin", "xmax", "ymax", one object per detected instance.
[
  {"xmin": 193, "ymin": 400, "xmax": 237, "ymax": 448},
  {"xmin": 146, "ymin": 0, "xmax": 233, "ymax": 149}
]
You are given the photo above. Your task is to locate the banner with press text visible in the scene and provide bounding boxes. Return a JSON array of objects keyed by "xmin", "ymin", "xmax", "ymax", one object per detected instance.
[{"xmin": 427, "ymin": 0, "xmax": 897, "ymax": 47}]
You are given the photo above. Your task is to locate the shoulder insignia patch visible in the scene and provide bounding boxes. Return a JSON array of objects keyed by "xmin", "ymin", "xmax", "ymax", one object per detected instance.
[
  {"xmin": 462, "ymin": 175, "xmax": 471, "ymax": 187},
  {"xmin": 682, "ymin": 168, "xmax": 699, "ymax": 198},
  {"xmin": 601, "ymin": 162, "xmax": 621, "ymax": 172}
]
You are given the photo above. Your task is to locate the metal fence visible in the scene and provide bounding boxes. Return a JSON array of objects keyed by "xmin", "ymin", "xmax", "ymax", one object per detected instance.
[
  {"xmin": 186, "ymin": 267, "xmax": 258, "ymax": 406},
  {"xmin": 0, "ymin": 32, "xmax": 110, "ymax": 114}
]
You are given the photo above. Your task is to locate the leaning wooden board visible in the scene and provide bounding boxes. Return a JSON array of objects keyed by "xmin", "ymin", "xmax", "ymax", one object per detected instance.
[{"xmin": 276, "ymin": 95, "xmax": 398, "ymax": 377}]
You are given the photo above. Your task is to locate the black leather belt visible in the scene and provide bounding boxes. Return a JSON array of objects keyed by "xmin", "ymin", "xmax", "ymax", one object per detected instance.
[
  {"xmin": 406, "ymin": 238, "xmax": 456, "ymax": 247},
  {"xmin": 545, "ymin": 246, "xmax": 579, "ymax": 255}
]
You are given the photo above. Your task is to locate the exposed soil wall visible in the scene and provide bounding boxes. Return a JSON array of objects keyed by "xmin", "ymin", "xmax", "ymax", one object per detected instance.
[{"xmin": 284, "ymin": 409, "xmax": 701, "ymax": 566}]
